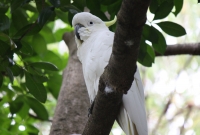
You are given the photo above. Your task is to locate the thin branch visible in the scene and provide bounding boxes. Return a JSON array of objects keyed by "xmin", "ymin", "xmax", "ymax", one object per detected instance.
[
  {"xmin": 156, "ymin": 43, "xmax": 200, "ymax": 56},
  {"xmin": 180, "ymin": 105, "xmax": 193, "ymax": 135}
]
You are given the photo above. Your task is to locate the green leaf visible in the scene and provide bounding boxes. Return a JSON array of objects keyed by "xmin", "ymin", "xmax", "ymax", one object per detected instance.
[
  {"xmin": 20, "ymin": 42, "xmax": 33, "ymax": 55},
  {"xmin": 40, "ymin": 25, "xmax": 55, "ymax": 44},
  {"xmin": 138, "ymin": 44, "xmax": 155, "ymax": 67},
  {"xmin": 0, "ymin": 74, "xmax": 3, "ymax": 88},
  {"xmin": 26, "ymin": 96, "xmax": 49, "ymax": 120},
  {"xmin": 100, "ymin": 0, "xmax": 118, "ymax": 5},
  {"xmin": 18, "ymin": 103, "xmax": 29, "ymax": 118},
  {"xmin": 149, "ymin": 0, "xmax": 159, "ymax": 14},
  {"xmin": 55, "ymin": 9, "xmax": 69, "ymax": 23},
  {"xmin": 153, "ymin": 1, "xmax": 174, "ymax": 20},
  {"xmin": 151, "ymin": 26, "xmax": 167, "ymax": 54},
  {"xmin": 35, "ymin": 0, "xmax": 49, "ymax": 13},
  {"xmin": 49, "ymin": 0, "xmax": 71, "ymax": 7},
  {"xmin": 41, "ymin": 51, "xmax": 65, "ymax": 70},
  {"xmin": 0, "ymin": 5, "xmax": 9, "ymax": 14},
  {"xmin": 0, "ymin": 14, "xmax": 10, "ymax": 33},
  {"xmin": 47, "ymin": 73, "xmax": 62, "ymax": 99},
  {"xmin": 10, "ymin": 65, "xmax": 22, "ymax": 76},
  {"xmin": 173, "ymin": 0, "xmax": 183, "ymax": 16},
  {"xmin": 156, "ymin": 21, "xmax": 186, "ymax": 37},
  {"xmin": 49, "ymin": 0, "xmax": 61, "ymax": 7},
  {"xmin": 25, "ymin": 72, "xmax": 47, "ymax": 103},
  {"xmin": 11, "ymin": 0, "xmax": 26, "ymax": 13},
  {"xmin": 38, "ymin": 7, "xmax": 55, "ymax": 28},
  {"xmin": 14, "ymin": 23, "xmax": 41, "ymax": 38},
  {"xmin": 60, "ymin": 5, "xmax": 81, "ymax": 14},
  {"xmin": 12, "ymin": 9, "xmax": 29, "ymax": 30},
  {"xmin": 73, "ymin": 0, "xmax": 86, "ymax": 11},
  {"xmin": 6, "ymin": 67, "xmax": 14, "ymax": 84},
  {"xmin": 29, "ymin": 62, "xmax": 59, "ymax": 71},
  {"xmin": 22, "ymin": 4, "xmax": 37, "ymax": 12},
  {"xmin": 12, "ymin": 86, "xmax": 24, "ymax": 93},
  {"xmin": 143, "ymin": 25, "xmax": 167, "ymax": 54},
  {"xmin": 0, "ymin": 40, "xmax": 10, "ymax": 56},
  {"xmin": 86, "ymin": 0, "xmax": 100, "ymax": 11},
  {"xmin": 9, "ymin": 95, "xmax": 24, "ymax": 114},
  {"xmin": 32, "ymin": 74, "xmax": 48, "ymax": 83},
  {"xmin": 32, "ymin": 34, "xmax": 47, "ymax": 54},
  {"xmin": 108, "ymin": 0, "xmax": 122, "ymax": 16},
  {"xmin": 199, "ymin": 0, "xmax": 200, "ymax": 3},
  {"xmin": 26, "ymin": 124, "xmax": 39, "ymax": 134}
]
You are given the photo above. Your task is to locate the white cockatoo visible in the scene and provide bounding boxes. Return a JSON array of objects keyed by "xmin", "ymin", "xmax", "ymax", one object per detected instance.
[{"xmin": 72, "ymin": 12, "xmax": 148, "ymax": 135}]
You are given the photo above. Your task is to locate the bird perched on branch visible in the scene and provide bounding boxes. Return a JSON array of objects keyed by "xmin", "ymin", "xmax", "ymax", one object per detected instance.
[{"xmin": 72, "ymin": 12, "xmax": 148, "ymax": 135}]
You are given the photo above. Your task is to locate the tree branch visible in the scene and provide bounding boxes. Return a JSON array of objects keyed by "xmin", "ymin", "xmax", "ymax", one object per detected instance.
[
  {"xmin": 50, "ymin": 32, "xmax": 90, "ymax": 135},
  {"xmin": 82, "ymin": 0, "xmax": 151, "ymax": 134},
  {"xmin": 156, "ymin": 43, "xmax": 200, "ymax": 56}
]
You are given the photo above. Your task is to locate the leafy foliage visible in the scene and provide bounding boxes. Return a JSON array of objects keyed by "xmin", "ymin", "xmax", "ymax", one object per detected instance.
[{"xmin": 0, "ymin": 0, "xmax": 187, "ymax": 134}]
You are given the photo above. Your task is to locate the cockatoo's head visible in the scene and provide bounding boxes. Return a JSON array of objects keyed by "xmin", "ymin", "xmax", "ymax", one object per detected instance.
[{"xmin": 72, "ymin": 12, "xmax": 116, "ymax": 44}]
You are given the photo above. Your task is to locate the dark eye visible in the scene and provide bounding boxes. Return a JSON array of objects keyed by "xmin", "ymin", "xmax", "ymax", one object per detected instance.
[{"xmin": 90, "ymin": 21, "xmax": 93, "ymax": 24}]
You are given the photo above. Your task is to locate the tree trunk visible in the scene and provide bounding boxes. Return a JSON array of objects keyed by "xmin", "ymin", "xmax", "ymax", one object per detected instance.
[{"xmin": 50, "ymin": 32, "xmax": 90, "ymax": 135}]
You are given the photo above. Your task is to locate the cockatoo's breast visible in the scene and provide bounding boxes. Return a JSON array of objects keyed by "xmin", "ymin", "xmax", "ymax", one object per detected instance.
[{"xmin": 77, "ymin": 30, "xmax": 114, "ymax": 101}]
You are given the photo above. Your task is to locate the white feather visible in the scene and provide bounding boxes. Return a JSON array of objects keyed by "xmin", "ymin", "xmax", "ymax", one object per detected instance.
[{"xmin": 73, "ymin": 12, "xmax": 148, "ymax": 135}]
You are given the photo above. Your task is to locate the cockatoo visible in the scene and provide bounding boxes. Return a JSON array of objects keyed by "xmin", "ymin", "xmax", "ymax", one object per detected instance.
[{"xmin": 72, "ymin": 12, "xmax": 148, "ymax": 135}]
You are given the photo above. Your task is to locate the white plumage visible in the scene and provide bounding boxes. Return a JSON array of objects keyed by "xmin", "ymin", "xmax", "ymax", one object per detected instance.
[{"xmin": 72, "ymin": 12, "xmax": 148, "ymax": 135}]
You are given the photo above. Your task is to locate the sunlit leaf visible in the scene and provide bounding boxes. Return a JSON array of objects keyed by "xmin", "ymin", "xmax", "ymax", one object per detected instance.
[
  {"xmin": 41, "ymin": 51, "xmax": 65, "ymax": 70},
  {"xmin": 40, "ymin": 26, "xmax": 55, "ymax": 44},
  {"xmin": 156, "ymin": 21, "xmax": 186, "ymax": 37},
  {"xmin": 29, "ymin": 62, "xmax": 59, "ymax": 71},
  {"xmin": 26, "ymin": 96, "xmax": 49, "ymax": 120},
  {"xmin": 32, "ymin": 34, "xmax": 47, "ymax": 54},
  {"xmin": 25, "ymin": 72, "xmax": 47, "ymax": 103}
]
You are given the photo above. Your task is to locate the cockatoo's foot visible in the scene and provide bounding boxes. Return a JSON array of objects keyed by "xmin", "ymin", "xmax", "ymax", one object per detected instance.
[{"xmin": 88, "ymin": 99, "xmax": 95, "ymax": 117}]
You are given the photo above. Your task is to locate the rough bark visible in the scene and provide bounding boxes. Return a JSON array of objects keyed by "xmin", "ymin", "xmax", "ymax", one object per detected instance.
[
  {"xmin": 156, "ymin": 43, "xmax": 200, "ymax": 56},
  {"xmin": 82, "ymin": 0, "xmax": 151, "ymax": 134},
  {"xmin": 50, "ymin": 32, "xmax": 90, "ymax": 135}
]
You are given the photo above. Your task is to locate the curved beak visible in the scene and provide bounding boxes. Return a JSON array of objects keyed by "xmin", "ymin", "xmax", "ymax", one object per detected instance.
[{"xmin": 75, "ymin": 24, "xmax": 84, "ymax": 40}]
